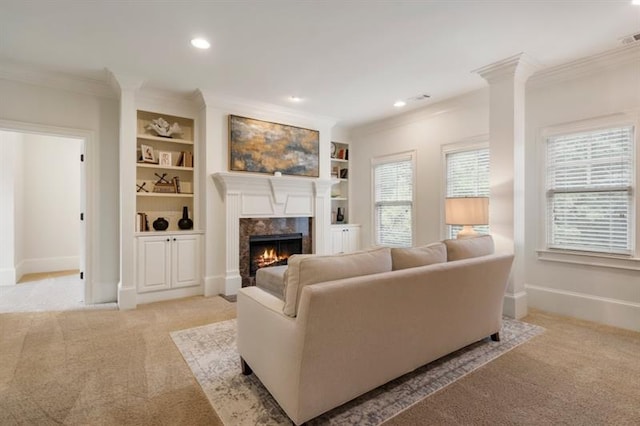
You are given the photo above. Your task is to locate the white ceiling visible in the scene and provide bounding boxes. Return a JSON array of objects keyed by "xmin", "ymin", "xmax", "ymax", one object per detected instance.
[{"xmin": 1, "ymin": 1, "xmax": 639, "ymax": 127}]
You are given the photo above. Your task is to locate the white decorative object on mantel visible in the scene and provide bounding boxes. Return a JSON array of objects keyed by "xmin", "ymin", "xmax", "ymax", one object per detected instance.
[{"xmin": 146, "ymin": 117, "xmax": 183, "ymax": 138}]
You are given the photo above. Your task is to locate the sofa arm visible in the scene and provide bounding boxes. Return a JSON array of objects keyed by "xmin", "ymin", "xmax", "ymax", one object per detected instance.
[{"xmin": 236, "ymin": 287, "xmax": 303, "ymax": 420}]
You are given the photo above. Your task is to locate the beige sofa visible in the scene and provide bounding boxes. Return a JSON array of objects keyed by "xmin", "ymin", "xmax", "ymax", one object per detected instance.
[{"xmin": 237, "ymin": 235, "xmax": 513, "ymax": 425}]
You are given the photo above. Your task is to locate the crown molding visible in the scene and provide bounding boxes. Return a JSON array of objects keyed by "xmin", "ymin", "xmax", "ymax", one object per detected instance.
[
  {"xmin": 473, "ymin": 52, "xmax": 542, "ymax": 84},
  {"xmin": 0, "ymin": 60, "xmax": 116, "ymax": 99},
  {"xmin": 198, "ymin": 90, "xmax": 337, "ymax": 129},
  {"xmin": 528, "ymin": 43, "xmax": 640, "ymax": 88},
  {"xmin": 350, "ymin": 88, "xmax": 488, "ymax": 138}
]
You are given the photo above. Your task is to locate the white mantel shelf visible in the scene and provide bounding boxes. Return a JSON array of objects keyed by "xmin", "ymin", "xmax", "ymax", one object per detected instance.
[{"xmin": 212, "ymin": 171, "xmax": 333, "ymax": 295}]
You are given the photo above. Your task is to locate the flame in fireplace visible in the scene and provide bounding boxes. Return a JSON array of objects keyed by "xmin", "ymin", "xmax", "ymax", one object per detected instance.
[{"xmin": 256, "ymin": 248, "xmax": 288, "ymax": 269}]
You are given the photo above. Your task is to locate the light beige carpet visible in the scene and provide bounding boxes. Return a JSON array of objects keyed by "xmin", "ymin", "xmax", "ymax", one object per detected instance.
[{"xmin": 1, "ymin": 296, "xmax": 638, "ymax": 425}]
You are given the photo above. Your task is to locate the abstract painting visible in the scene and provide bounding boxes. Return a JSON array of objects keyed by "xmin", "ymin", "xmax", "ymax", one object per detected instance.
[{"xmin": 229, "ymin": 115, "xmax": 319, "ymax": 177}]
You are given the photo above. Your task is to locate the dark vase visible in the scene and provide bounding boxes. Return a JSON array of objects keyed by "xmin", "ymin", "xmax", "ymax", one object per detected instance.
[
  {"xmin": 336, "ymin": 207, "xmax": 345, "ymax": 223},
  {"xmin": 153, "ymin": 217, "xmax": 169, "ymax": 231},
  {"xmin": 178, "ymin": 206, "xmax": 193, "ymax": 230}
]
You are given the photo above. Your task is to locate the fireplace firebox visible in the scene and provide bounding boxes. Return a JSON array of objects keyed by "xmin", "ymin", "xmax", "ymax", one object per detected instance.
[{"xmin": 249, "ymin": 233, "xmax": 303, "ymax": 277}]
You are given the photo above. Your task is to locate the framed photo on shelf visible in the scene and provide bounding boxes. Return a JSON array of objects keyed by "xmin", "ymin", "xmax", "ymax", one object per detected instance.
[
  {"xmin": 140, "ymin": 144, "xmax": 155, "ymax": 163},
  {"xmin": 158, "ymin": 151, "xmax": 172, "ymax": 166}
]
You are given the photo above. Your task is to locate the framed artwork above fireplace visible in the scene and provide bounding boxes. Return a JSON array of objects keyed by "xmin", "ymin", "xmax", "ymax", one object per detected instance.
[{"xmin": 228, "ymin": 114, "xmax": 319, "ymax": 177}]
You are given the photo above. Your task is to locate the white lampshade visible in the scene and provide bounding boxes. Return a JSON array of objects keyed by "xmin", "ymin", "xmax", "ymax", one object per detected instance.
[{"xmin": 445, "ymin": 197, "xmax": 489, "ymax": 238}]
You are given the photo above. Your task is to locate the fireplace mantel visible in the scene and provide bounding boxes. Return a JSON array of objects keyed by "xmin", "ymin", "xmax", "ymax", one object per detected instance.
[{"xmin": 212, "ymin": 172, "xmax": 333, "ymax": 295}]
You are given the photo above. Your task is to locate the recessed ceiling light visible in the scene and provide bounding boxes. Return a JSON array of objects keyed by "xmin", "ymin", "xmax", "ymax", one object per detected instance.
[
  {"xmin": 633, "ymin": 0, "xmax": 640, "ymax": 5},
  {"xmin": 289, "ymin": 96, "xmax": 303, "ymax": 102},
  {"xmin": 393, "ymin": 100, "xmax": 406, "ymax": 108},
  {"xmin": 190, "ymin": 38, "xmax": 210, "ymax": 49}
]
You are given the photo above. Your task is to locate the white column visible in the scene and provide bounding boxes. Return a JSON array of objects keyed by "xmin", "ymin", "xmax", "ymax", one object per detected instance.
[
  {"xmin": 0, "ymin": 132, "xmax": 19, "ymax": 285},
  {"xmin": 110, "ymin": 72, "xmax": 143, "ymax": 309},
  {"xmin": 313, "ymin": 180, "xmax": 333, "ymax": 255},
  {"xmin": 224, "ymin": 191, "xmax": 243, "ymax": 296},
  {"xmin": 474, "ymin": 53, "xmax": 539, "ymax": 319}
]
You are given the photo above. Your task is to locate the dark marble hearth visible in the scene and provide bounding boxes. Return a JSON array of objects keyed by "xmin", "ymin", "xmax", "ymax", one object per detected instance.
[{"xmin": 239, "ymin": 217, "xmax": 312, "ymax": 287}]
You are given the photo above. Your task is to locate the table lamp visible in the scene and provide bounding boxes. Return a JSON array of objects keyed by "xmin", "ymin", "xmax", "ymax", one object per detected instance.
[{"xmin": 445, "ymin": 197, "xmax": 489, "ymax": 238}]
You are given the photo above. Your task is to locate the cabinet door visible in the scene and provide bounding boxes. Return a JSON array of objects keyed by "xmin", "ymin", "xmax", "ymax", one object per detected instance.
[
  {"xmin": 344, "ymin": 226, "xmax": 361, "ymax": 253},
  {"xmin": 137, "ymin": 236, "xmax": 171, "ymax": 293},
  {"xmin": 172, "ymin": 235, "xmax": 200, "ymax": 288},
  {"xmin": 330, "ymin": 227, "xmax": 344, "ymax": 254}
]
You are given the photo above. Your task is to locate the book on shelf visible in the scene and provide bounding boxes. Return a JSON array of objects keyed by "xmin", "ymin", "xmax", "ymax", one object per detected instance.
[
  {"xmin": 173, "ymin": 176, "xmax": 181, "ymax": 193},
  {"xmin": 178, "ymin": 151, "xmax": 193, "ymax": 167},
  {"xmin": 339, "ymin": 168, "xmax": 349, "ymax": 179},
  {"xmin": 136, "ymin": 212, "xmax": 149, "ymax": 232}
]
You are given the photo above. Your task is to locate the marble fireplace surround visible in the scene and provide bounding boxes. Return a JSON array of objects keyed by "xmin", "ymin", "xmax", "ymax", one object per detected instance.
[{"xmin": 213, "ymin": 172, "xmax": 334, "ymax": 295}]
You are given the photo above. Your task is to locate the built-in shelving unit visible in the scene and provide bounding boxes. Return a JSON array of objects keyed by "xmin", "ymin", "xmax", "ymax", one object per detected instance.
[
  {"xmin": 330, "ymin": 141, "xmax": 350, "ymax": 224},
  {"xmin": 135, "ymin": 110, "xmax": 196, "ymax": 232}
]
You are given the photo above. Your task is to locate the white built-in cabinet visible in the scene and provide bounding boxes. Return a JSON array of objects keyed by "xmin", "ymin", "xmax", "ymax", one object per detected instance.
[
  {"xmin": 330, "ymin": 224, "xmax": 361, "ymax": 254},
  {"xmin": 137, "ymin": 233, "xmax": 201, "ymax": 293},
  {"xmin": 134, "ymin": 109, "xmax": 201, "ymax": 298},
  {"xmin": 330, "ymin": 141, "xmax": 360, "ymax": 253},
  {"xmin": 330, "ymin": 141, "xmax": 350, "ymax": 224}
]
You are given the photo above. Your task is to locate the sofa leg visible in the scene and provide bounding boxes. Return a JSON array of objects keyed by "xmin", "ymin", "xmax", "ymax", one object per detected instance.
[
  {"xmin": 490, "ymin": 332, "xmax": 500, "ymax": 342},
  {"xmin": 240, "ymin": 357, "xmax": 253, "ymax": 375}
]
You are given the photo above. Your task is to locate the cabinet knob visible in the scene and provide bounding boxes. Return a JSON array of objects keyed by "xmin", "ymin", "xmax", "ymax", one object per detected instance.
[
  {"xmin": 173, "ymin": 238, "xmax": 177, "ymax": 241},
  {"xmin": 166, "ymin": 238, "xmax": 170, "ymax": 242}
]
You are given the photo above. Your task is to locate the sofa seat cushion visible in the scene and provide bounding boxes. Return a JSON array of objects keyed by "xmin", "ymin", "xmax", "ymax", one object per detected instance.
[
  {"xmin": 256, "ymin": 265, "xmax": 288, "ymax": 300},
  {"xmin": 283, "ymin": 247, "xmax": 392, "ymax": 317},
  {"xmin": 390, "ymin": 242, "xmax": 447, "ymax": 270},
  {"xmin": 444, "ymin": 234, "xmax": 494, "ymax": 261}
]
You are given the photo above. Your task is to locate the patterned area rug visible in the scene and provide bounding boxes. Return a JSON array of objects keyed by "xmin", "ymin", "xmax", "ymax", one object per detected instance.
[{"xmin": 171, "ymin": 318, "xmax": 543, "ymax": 425}]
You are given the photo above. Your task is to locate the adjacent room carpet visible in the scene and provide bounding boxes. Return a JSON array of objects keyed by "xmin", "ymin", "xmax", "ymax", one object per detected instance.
[{"xmin": 171, "ymin": 318, "xmax": 543, "ymax": 425}]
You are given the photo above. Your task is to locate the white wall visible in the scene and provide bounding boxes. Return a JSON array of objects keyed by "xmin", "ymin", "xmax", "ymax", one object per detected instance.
[
  {"xmin": 524, "ymin": 58, "xmax": 640, "ymax": 331},
  {"xmin": 0, "ymin": 131, "xmax": 21, "ymax": 285},
  {"xmin": 18, "ymin": 134, "xmax": 81, "ymax": 275},
  {"xmin": 350, "ymin": 90, "xmax": 489, "ymax": 248},
  {"xmin": 349, "ymin": 50, "xmax": 640, "ymax": 331},
  {"xmin": 0, "ymin": 79, "xmax": 120, "ymax": 302}
]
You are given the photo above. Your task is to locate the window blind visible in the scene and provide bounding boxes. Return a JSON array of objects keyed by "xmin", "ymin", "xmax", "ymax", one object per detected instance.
[
  {"xmin": 546, "ymin": 126, "xmax": 634, "ymax": 254},
  {"xmin": 445, "ymin": 148, "xmax": 490, "ymax": 238},
  {"xmin": 373, "ymin": 156, "xmax": 413, "ymax": 247}
]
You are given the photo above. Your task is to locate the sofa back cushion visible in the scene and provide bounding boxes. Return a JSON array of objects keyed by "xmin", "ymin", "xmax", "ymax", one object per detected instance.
[
  {"xmin": 444, "ymin": 234, "xmax": 494, "ymax": 261},
  {"xmin": 283, "ymin": 247, "xmax": 392, "ymax": 317},
  {"xmin": 390, "ymin": 242, "xmax": 447, "ymax": 270}
]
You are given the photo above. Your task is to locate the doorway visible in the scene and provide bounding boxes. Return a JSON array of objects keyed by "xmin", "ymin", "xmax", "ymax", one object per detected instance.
[{"xmin": 0, "ymin": 125, "xmax": 89, "ymax": 309}]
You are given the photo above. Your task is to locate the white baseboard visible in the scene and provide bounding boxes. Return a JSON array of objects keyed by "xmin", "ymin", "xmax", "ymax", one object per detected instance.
[
  {"xmin": 526, "ymin": 283, "xmax": 640, "ymax": 332},
  {"xmin": 117, "ymin": 283, "xmax": 137, "ymax": 310},
  {"xmin": 0, "ymin": 267, "xmax": 17, "ymax": 286},
  {"xmin": 204, "ymin": 275, "xmax": 224, "ymax": 297},
  {"xmin": 224, "ymin": 274, "xmax": 242, "ymax": 296},
  {"xmin": 136, "ymin": 285, "xmax": 203, "ymax": 305},
  {"xmin": 503, "ymin": 291, "xmax": 528, "ymax": 319},
  {"xmin": 15, "ymin": 260, "xmax": 24, "ymax": 283},
  {"xmin": 20, "ymin": 256, "xmax": 79, "ymax": 275}
]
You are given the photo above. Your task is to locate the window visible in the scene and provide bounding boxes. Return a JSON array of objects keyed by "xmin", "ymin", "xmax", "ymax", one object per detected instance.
[
  {"xmin": 546, "ymin": 125, "xmax": 635, "ymax": 255},
  {"xmin": 444, "ymin": 146, "xmax": 490, "ymax": 238},
  {"xmin": 372, "ymin": 151, "xmax": 415, "ymax": 247}
]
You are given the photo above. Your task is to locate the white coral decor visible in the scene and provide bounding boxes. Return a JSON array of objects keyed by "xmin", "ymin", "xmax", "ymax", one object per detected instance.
[{"xmin": 146, "ymin": 117, "xmax": 183, "ymax": 137}]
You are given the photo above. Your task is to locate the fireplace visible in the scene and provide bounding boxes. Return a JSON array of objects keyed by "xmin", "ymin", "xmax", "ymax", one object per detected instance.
[
  {"xmin": 239, "ymin": 217, "xmax": 312, "ymax": 287},
  {"xmin": 249, "ymin": 233, "xmax": 303, "ymax": 277}
]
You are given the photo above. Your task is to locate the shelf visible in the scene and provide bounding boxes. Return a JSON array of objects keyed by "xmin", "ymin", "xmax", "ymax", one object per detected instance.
[
  {"xmin": 331, "ymin": 197, "xmax": 348, "ymax": 201},
  {"xmin": 136, "ymin": 193, "xmax": 194, "ymax": 198},
  {"xmin": 331, "ymin": 158, "xmax": 348, "ymax": 163},
  {"xmin": 137, "ymin": 163, "xmax": 194, "ymax": 171},
  {"xmin": 137, "ymin": 134, "xmax": 194, "ymax": 145}
]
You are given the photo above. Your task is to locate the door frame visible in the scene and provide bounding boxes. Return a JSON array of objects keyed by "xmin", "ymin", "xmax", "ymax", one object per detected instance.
[{"xmin": 0, "ymin": 119, "xmax": 95, "ymax": 303}]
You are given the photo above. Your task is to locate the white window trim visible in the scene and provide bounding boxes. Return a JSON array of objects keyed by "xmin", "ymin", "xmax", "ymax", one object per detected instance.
[
  {"xmin": 371, "ymin": 150, "xmax": 417, "ymax": 247},
  {"xmin": 440, "ymin": 136, "xmax": 489, "ymax": 240},
  {"xmin": 537, "ymin": 112, "xmax": 640, "ymax": 271}
]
